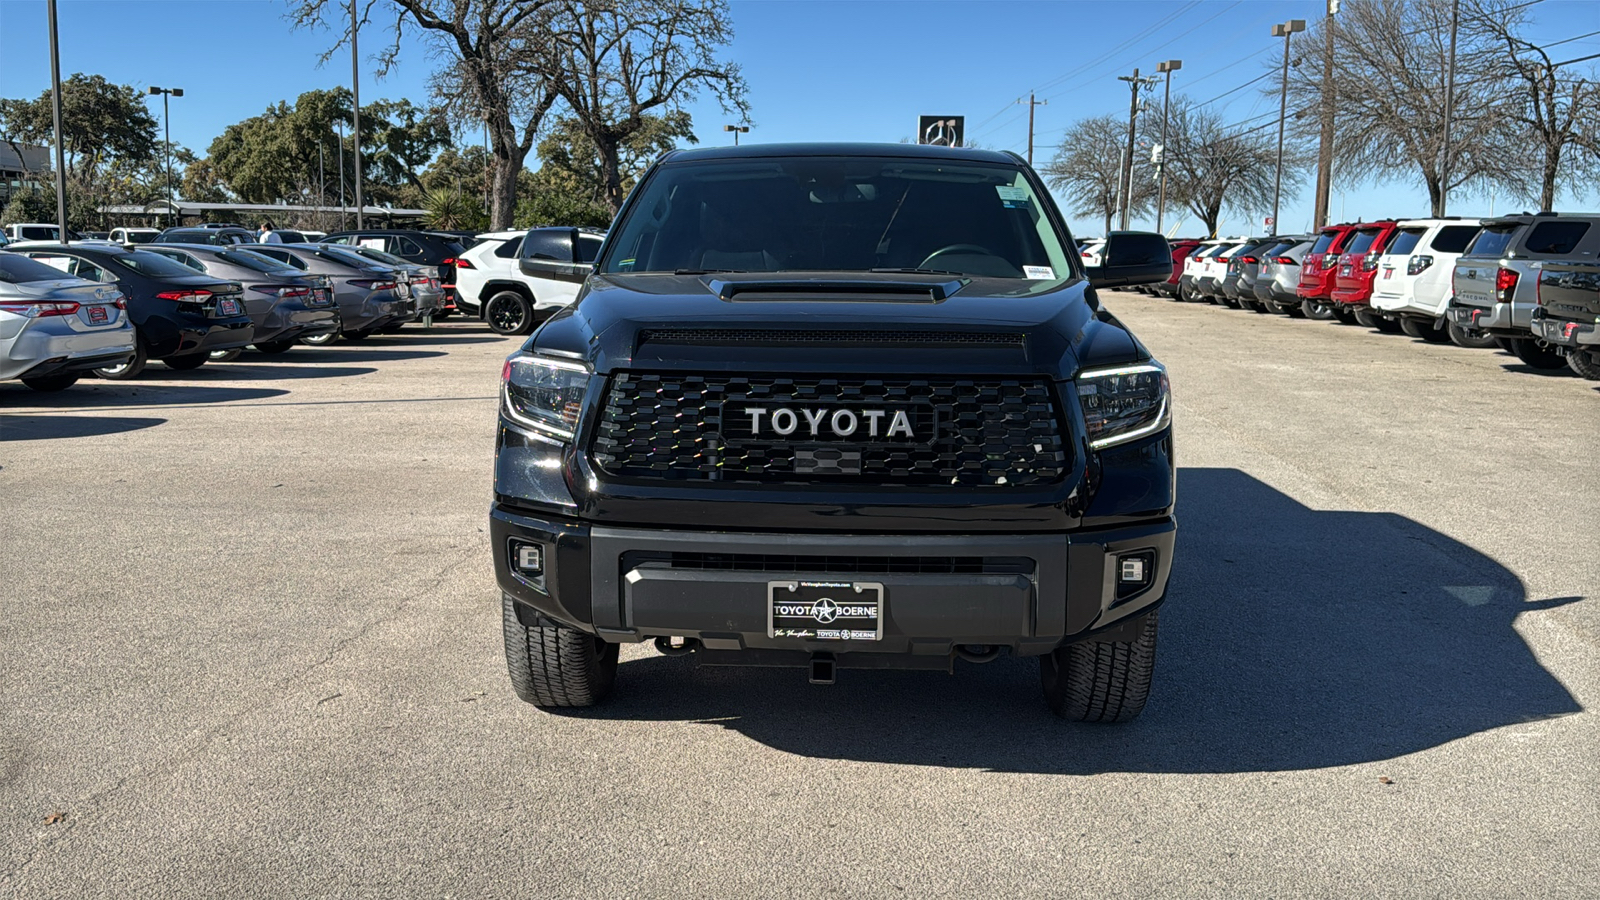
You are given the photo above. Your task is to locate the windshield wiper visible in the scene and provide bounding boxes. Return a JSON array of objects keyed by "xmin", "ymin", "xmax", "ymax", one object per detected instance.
[
  {"xmin": 868, "ymin": 267, "xmax": 965, "ymax": 276},
  {"xmin": 673, "ymin": 268, "xmax": 747, "ymax": 275}
]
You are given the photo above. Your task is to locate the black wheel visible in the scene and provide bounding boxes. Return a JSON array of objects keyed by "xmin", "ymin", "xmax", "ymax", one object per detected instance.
[
  {"xmin": 1399, "ymin": 317, "xmax": 1429, "ymax": 338},
  {"xmin": 1567, "ymin": 350, "xmax": 1600, "ymax": 380},
  {"xmin": 502, "ymin": 594, "xmax": 618, "ymax": 708},
  {"xmin": 1040, "ymin": 610, "xmax": 1159, "ymax": 723},
  {"xmin": 1332, "ymin": 307, "xmax": 1357, "ymax": 324},
  {"xmin": 21, "ymin": 372, "xmax": 79, "ymax": 391},
  {"xmin": 254, "ymin": 339, "xmax": 297, "ymax": 354},
  {"xmin": 162, "ymin": 353, "xmax": 208, "ymax": 371},
  {"xmin": 1301, "ymin": 299, "xmax": 1334, "ymax": 320},
  {"xmin": 1372, "ymin": 314, "xmax": 1403, "ymax": 333},
  {"xmin": 485, "ymin": 290, "xmax": 535, "ymax": 336},
  {"xmin": 1508, "ymin": 338, "xmax": 1569, "ymax": 371},
  {"xmin": 208, "ymin": 348, "xmax": 243, "ymax": 362},
  {"xmin": 95, "ymin": 340, "xmax": 147, "ymax": 380},
  {"xmin": 1448, "ymin": 321, "xmax": 1497, "ymax": 349}
]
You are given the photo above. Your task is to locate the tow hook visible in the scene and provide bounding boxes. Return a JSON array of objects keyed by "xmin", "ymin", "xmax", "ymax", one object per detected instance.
[{"xmin": 809, "ymin": 653, "xmax": 836, "ymax": 685}]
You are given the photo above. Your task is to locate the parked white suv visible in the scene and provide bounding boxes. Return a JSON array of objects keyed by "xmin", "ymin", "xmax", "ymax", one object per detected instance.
[
  {"xmin": 465, "ymin": 226, "xmax": 605, "ymax": 335},
  {"xmin": 1369, "ymin": 218, "xmax": 1483, "ymax": 342},
  {"xmin": 109, "ymin": 227, "xmax": 160, "ymax": 244}
]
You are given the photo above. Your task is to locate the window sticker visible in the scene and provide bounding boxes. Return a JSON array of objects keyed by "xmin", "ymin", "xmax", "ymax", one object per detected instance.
[
  {"xmin": 996, "ymin": 185, "xmax": 1033, "ymax": 210},
  {"xmin": 1024, "ymin": 265, "xmax": 1055, "ymax": 280},
  {"xmin": 358, "ymin": 237, "xmax": 386, "ymax": 250}
]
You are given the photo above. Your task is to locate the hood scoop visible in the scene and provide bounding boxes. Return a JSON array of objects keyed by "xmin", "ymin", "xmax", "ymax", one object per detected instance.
[{"xmin": 706, "ymin": 276, "xmax": 966, "ymax": 302}]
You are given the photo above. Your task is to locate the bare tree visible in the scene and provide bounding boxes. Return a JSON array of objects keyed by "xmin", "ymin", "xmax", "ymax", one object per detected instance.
[
  {"xmin": 523, "ymin": 0, "xmax": 748, "ymax": 215},
  {"xmin": 287, "ymin": 0, "xmax": 559, "ymax": 229},
  {"xmin": 1042, "ymin": 115, "xmax": 1153, "ymax": 235},
  {"xmin": 1284, "ymin": 0, "xmax": 1517, "ymax": 216},
  {"xmin": 1162, "ymin": 98, "xmax": 1296, "ymax": 237},
  {"xmin": 1476, "ymin": 22, "xmax": 1600, "ymax": 211}
]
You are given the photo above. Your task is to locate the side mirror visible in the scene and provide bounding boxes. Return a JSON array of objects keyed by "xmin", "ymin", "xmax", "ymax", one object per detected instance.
[{"xmin": 1085, "ymin": 231, "xmax": 1174, "ymax": 289}]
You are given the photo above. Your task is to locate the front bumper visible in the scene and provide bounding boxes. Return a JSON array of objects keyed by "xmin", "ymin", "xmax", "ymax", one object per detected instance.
[
  {"xmin": 492, "ymin": 506, "xmax": 1174, "ymax": 661},
  {"xmin": 1530, "ymin": 314, "xmax": 1600, "ymax": 348}
]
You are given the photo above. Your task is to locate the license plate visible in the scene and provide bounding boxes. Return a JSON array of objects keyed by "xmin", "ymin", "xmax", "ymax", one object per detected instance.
[
  {"xmin": 1340, "ymin": 265, "xmax": 1352, "ymax": 276},
  {"xmin": 397, "ymin": 282, "xmax": 411, "ymax": 298},
  {"xmin": 88, "ymin": 306, "xmax": 109, "ymax": 324},
  {"xmin": 217, "ymin": 298, "xmax": 242, "ymax": 316},
  {"xmin": 314, "ymin": 288, "xmax": 330, "ymax": 306},
  {"xmin": 1383, "ymin": 268, "xmax": 1394, "ymax": 279},
  {"xmin": 768, "ymin": 581, "xmax": 883, "ymax": 641}
]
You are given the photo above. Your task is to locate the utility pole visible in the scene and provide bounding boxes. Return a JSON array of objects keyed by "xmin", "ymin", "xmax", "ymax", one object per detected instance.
[
  {"xmin": 1439, "ymin": 0, "xmax": 1460, "ymax": 216},
  {"xmin": 47, "ymin": 0, "xmax": 69, "ymax": 243},
  {"xmin": 1016, "ymin": 93, "xmax": 1047, "ymax": 165},
  {"xmin": 318, "ymin": 140, "xmax": 325, "ymax": 231},
  {"xmin": 1313, "ymin": 0, "xmax": 1339, "ymax": 228},
  {"xmin": 1271, "ymin": 20, "xmax": 1306, "ymax": 237},
  {"xmin": 350, "ymin": 0, "xmax": 364, "ymax": 229},
  {"xmin": 337, "ymin": 121, "xmax": 347, "ymax": 230},
  {"xmin": 1116, "ymin": 68, "xmax": 1158, "ymax": 230},
  {"xmin": 1155, "ymin": 60, "xmax": 1182, "ymax": 236}
]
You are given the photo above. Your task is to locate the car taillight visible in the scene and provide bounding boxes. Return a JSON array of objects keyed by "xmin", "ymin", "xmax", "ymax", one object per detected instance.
[
  {"xmin": 155, "ymin": 289, "xmax": 213, "ymax": 303},
  {"xmin": 1494, "ymin": 267, "xmax": 1518, "ymax": 302},
  {"xmin": 1322, "ymin": 255, "xmax": 1338, "ymax": 269},
  {"xmin": 1407, "ymin": 255, "xmax": 1433, "ymax": 276},
  {"xmin": 1275, "ymin": 256, "xmax": 1294, "ymax": 264},
  {"xmin": 1362, "ymin": 254, "xmax": 1379, "ymax": 271},
  {"xmin": 1241, "ymin": 256, "xmax": 1258, "ymax": 264},
  {"xmin": 447, "ymin": 257, "xmax": 472, "ymax": 269},
  {"xmin": 0, "ymin": 301, "xmax": 81, "ymax": 318},
  {"xmin": 350, "ymin": 279, "xmax": 399, "ymax": 291}
]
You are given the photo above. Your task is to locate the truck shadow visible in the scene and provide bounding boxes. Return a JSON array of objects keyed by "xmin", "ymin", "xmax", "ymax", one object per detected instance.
[{"xmin": 587, "ymin": 467, "xmax": 1583, "ymax": 774}]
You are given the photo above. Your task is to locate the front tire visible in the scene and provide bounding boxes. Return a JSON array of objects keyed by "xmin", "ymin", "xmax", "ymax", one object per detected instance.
[
  {"xmin": 1508, "ymin": 338, "xmax": 1569, "ymax": 371},
  {"xmin": 1301, "ymin": 299, "xmax": 1334, "ymax": 320},
  {"xmin": 502, "ymin": 594, "xmax": 618, "ymax": 708},
  {"xmin": 21, "ymin": 372, "xmax": 79, "ymax": 392},
  {"xmin": 485, "ymin": 290, "xmax": 536, "ymax": 336},
  {"xmin": 1040, "ymin": 610, "xmax": 1159, "ymax": 723}
]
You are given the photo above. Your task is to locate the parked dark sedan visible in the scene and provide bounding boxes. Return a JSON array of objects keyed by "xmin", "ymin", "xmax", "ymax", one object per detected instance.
[
  {"xmin": 143, "ymin": 244, "xmax": 340, "ymax": 359},
  {"xmin": 320, "ymin": 229, "xmax": 468, "ymax": 309},
  {"xmin": 153, "ymin": 226, "xmax": 259, "ymax": 246},
  {"xmin": 247, "ymin": 244, "xmax": 411, "ymax": 343},
  {"xmin": 6, "ymin": 243, "xmax": 253, "ymax": 378}
]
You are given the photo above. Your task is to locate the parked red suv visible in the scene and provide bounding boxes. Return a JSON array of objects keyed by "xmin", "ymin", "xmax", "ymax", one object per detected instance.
[
  {"xmin": 1297, "ymin": 223, "xmax": 1358, "ymax": 317},
  {"xmin": 1329, "ymin": 220, "xmax": 1401, "ymax": 315},
  {"xmin": 1158, "ymin": 238, "xmax": 1202, "ymax": 300}
]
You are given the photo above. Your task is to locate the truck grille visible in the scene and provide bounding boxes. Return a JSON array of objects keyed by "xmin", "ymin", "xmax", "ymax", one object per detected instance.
[
  {"xmin": 591, "ymin": 373, "xmax": 1068, "ymax": 487},
  {"xmin": 624, "ymin": 551, "xmax": 1034, "ymax": 575}
]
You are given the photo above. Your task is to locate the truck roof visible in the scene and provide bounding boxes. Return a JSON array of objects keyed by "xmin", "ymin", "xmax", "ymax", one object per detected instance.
[{"xmin": 660, "ymin": 142, "xmax": 1020, "ymax": 166}]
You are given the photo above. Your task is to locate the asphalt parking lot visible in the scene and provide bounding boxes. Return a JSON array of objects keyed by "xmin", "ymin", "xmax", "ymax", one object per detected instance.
[{"xmin": 2, "ymin": 297, "xmax": 1596, "ymax": 898}]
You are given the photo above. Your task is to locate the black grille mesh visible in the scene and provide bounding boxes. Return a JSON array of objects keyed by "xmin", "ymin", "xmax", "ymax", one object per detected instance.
[
  {"xmin": 639, "ymin": 329, "xmax": 1024, "ymax": 347},
  {"xmin": 591, "ymin": 373, "xmax": 1067, "ymax": 487}
]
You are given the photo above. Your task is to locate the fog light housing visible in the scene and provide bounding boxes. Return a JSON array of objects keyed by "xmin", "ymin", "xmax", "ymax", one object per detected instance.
[
  {"xmin": 1114, "ymin": 551, "xmax": 1156, "ymax": 603},
  {"xmin": 512, "ymin": 541, "xmax": 544, "ymax": 575}
]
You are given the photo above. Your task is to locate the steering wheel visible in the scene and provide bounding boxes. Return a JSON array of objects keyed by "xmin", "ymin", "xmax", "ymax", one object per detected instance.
[{"xmin": 919, "ymin": 244, "xmax": 996, "ymax": 268}]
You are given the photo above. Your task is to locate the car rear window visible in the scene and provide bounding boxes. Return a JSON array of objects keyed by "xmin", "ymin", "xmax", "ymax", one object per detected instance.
[
  {"xmin": 220, "ymin": 249, "xmax": 298, "ymax": 273},
  {"xmin": 1522, "ymin": 221, "xmax": 1591, "ymax": 255},
  {"xmin": 1258, "ymin": 241, "xmax": 1295, "ymax": 258},
  {"xmin": 1466, "ymin": 225, "xmax": 1522, "ymax": 257},
  {"xmin": 1309, "ymin": 232, "xmax": 1338, "ymax": 254},
  {"xmin": 1387, "ymin": 229, "xmax": 1425, "ymax": 256},
  {"xmin": 1428, "ymin": 225, "xmax": 1480, "ymax": 254},
  {"xmin": 0, "ymin": 252, "xmax": 83, "ymax": 283},
  {"xmin": 492, "ymin": 237, "xmax": 524, "ymax": 258},
  {"xmin": 114, "ymin": 249, "xmax": 208, "ymax": 277},
  {"xmin": 1345, "ymin": 230, "xmax": 1381, "ymax": 255}
]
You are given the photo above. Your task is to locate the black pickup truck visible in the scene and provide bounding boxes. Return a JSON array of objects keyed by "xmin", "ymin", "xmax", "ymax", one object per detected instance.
[
  {"xmin": 492, "ymin": 143, "xmax": 1176, "ymax": 721},
  {"xmin": 1529, "ymin": 259, "xmax": 1600, "ymax": 379}
]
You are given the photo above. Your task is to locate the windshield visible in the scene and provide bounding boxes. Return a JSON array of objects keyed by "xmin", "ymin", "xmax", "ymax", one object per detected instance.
[
  {"xmin": 602, "ymin": 155, "xmax": 1072, "ymax": 279},
  {"xmin": 114, "ymin": 249, "xmax": 211, "ymax": 278}
]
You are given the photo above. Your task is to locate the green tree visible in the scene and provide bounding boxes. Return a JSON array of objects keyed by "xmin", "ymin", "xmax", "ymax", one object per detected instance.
[{"xmin": 0, "ymin": 73, "xmax": 158, "ymax": 189}]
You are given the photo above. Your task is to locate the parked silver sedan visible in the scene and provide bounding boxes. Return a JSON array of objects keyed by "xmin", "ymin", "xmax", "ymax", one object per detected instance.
[
  {"xmin": 0, "ymin": 252, "xmax": 136, "ymax": 391},
  {"xmin": 325, "ymin": 243, "xmax": 443, "ymax": 324}
]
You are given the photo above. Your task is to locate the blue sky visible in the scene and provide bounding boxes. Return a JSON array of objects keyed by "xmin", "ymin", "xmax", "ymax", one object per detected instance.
[{"xmin": 2, "ymin": 0, "xmax": 1597, "ymax": 237}]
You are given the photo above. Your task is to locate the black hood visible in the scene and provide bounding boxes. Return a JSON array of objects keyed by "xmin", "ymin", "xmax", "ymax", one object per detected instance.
[{"xmin": 532, "ymin": 272, "xmax": 1149, "ymax": 377}]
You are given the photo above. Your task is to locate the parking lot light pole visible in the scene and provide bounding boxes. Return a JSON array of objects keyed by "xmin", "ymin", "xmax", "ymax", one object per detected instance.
[
  {"xmin": 47, "ymin": 0, "xmax": 72, "ymax": 243},
  {"xmin": 351, "ymin": 0, "xmax": 364, "ymax": 229},
  {"xmin": 1270, "ymin": 20, "xmax": 1305, "ymax": 238},
  {"xmin": 1155, "ymin": 59, "xmax": 1181, "ymax": 236},
  {"xmin": 723, "ymin": 124, "xmax": 749, "ymax": 146},
  {"xmin": 147, "ymin": 86, "xmax": 183, "ymax": 229}
]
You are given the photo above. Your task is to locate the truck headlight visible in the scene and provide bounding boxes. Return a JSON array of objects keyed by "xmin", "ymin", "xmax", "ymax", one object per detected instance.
[
  {"xmin": 1076, "ymin": 363, "xmax": 1171, "ymax": 451},
  {"xmin": 502, "ymin": 354, "xmax": 590, "ymax": 440}
]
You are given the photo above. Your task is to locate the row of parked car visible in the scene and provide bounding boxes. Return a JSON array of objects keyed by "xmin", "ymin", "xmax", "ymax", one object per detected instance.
[
  {"xmin": 1109, "ymin": 212, "xmax": 1600, "ymax": 380},
  {"xmin": 0, "ymin": 221, "xmax": 611, "ymax": 391}
]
